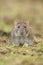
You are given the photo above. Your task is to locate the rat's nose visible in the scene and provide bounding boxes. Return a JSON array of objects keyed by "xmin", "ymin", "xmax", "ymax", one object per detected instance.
[
  {"xmin": 20, "ymin": 30, "xmax": 24, "ymax": 35},
  {"xmin": 21, "ymin": 31, "xmax": 23, "ymax": 35}
]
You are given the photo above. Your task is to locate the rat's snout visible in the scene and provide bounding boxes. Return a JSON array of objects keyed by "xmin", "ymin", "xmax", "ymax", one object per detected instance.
[
  {"xmin": 20, "ymin": 31, "xmax": 24, "ymax": 35},
  {"xmin": 18, "ymin": 25, "xmax": 26, "ymax": 35}
]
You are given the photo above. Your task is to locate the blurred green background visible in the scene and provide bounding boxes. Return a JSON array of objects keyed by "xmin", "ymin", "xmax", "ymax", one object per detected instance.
[{"xmin": 0, "ymin": 0, "xmax": 43, "ymax": 35}]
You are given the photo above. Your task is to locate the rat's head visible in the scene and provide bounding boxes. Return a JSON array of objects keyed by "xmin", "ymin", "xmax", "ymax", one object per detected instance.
[{"xmin": 14, "ymin": 20, "xmax": 29, "ymax": 36}]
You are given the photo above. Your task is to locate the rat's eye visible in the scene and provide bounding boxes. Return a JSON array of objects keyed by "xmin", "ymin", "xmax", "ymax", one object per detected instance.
[
  {"xmin": 18, "ymin": 26, "xmax": 20, "ymax": 28},
  {"xmin": 24, "ymin": 26, "xmax": 26, "ymax": 28}
]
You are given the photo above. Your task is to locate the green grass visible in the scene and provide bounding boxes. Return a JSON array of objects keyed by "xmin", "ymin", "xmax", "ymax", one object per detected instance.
[
  {"xmin": 0, "ymin": 45, "xmax": 43, "ymax": 65},
  {"xmin": 0, "ymin": 21, "xmax": 13, "ymax": 33}
]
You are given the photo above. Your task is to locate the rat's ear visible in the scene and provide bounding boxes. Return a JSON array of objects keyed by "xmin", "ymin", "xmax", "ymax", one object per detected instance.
[
  {"xmin": 14, "ymin": 19, "xmax": 20, "ymax": 27},
  {"xmin": 25, "ymin": 20, "xmax": 30, "ymax": 26}
]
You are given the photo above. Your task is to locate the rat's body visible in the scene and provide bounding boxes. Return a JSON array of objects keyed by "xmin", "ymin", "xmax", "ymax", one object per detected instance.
[{"xmin": 11, "ymin": 20, "xmax": 37, "ymax": 46}]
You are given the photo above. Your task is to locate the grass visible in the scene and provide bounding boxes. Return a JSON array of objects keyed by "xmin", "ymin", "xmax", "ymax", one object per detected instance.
[
  {"xmin": 0, "ymin": 44, "xmax": 43, "ymax": 65},
  {"xmin": 0, "ymin": 21, "xmax": 13, "ymax": 33}
]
